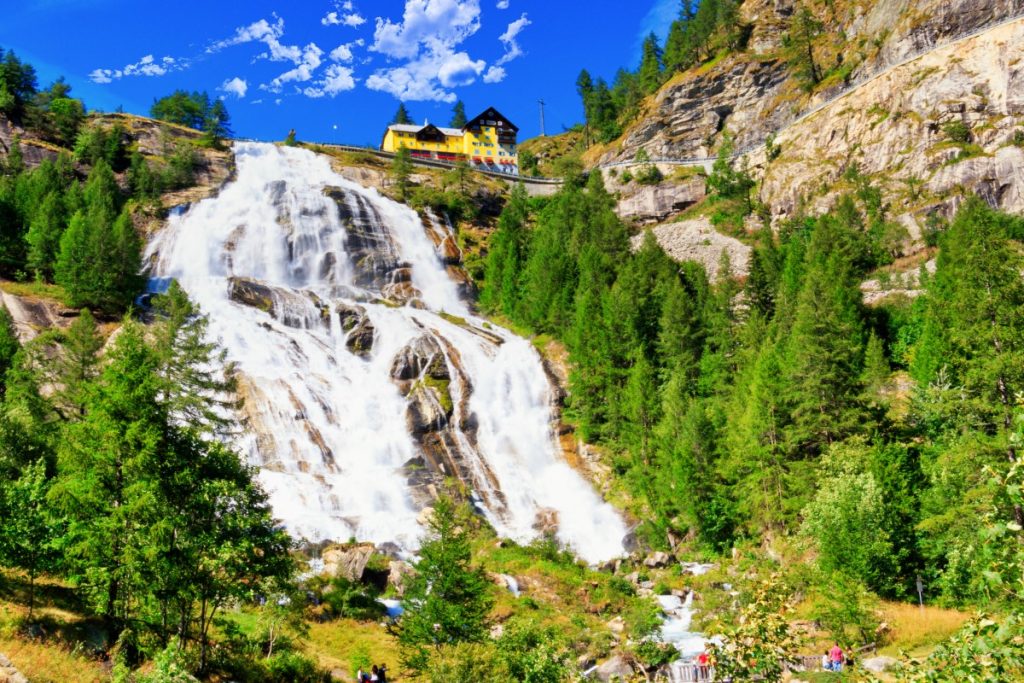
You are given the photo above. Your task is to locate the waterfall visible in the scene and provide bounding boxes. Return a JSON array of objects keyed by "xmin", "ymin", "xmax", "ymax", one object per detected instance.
[{"xmin": 146, "ymin": 142, "xmax": 626, "ymax": 563}]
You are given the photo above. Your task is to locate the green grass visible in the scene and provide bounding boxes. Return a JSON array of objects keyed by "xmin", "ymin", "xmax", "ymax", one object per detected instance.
[
  {"xmin": 0, "ymin": 571, "xmax": 107, "ymax": 683},
  {"xmin": 0, "ymin": 280, "xmax": 69, "ymax": 306}
]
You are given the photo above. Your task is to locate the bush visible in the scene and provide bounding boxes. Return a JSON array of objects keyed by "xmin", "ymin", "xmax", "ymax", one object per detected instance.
[
  {"xmin": 635, "ymin": 164, "xmax": 664, "ymax": 185},
  {"xmin": 942, "ymin": 120, "xmax": 971, "ymax": 144},
  {"xmin": 319, "ymin": 577, "xmax": 386, "ymax": 621},
  {"xmin": 1013, "ymin": 129, "xmax": 1024, "ymax": 147}
]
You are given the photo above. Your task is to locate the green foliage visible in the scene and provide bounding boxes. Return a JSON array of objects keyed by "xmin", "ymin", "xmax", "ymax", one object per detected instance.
[
  {"xmin": 150, "ymin": 90, "xmax": 213, "ymax": 131},
  {"xmin": 782, "ymin": 5, "xmax": 824, "ymax": 91},
  {"xmin": 391, "ymin": 145, "xmax": 413, "ymax": 202},
  {"xmin": 895, "ymin": 614, "xmax": 1024, "ymax": 682},
  {"xmin": 495, "ymin": 618, "xmax": 572, "ymax": 682},
  {"xmin": 392, "ymin": 103, "xmax": 412, "ymax": 125},
  {"xmin": 284, "ymin": 129, "xmax": 297, "ymax": 146},
  {"xmin": 0, "ymin": 458, "xmax": 60, "ymax": 619},
  {"xmin": 638, "ymin": 32, "xmax": 665, "ymax": 94},
  {"xmin": 450, "ymin": 100, "xmax": 467, "ymax": 128},
  {"xmin": 392, "ymin": 497, "xmax": 494, "ymax": 674},
  {"xmin": 708, "ymin": 576, "xmax": 802, "ymax": 682},
  {"xmin": 942, "ymin": 119, "xmax": 972, "ymax": 144}
]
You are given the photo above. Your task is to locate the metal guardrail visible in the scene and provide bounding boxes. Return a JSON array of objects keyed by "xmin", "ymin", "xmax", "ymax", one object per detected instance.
[
  {"xmin": 597, "ymin": 11, "xmax": 1024, "ymax": 170},
  {"xmin": 233, "ymin": 138, "xmax": 564, "ymax": 184}
]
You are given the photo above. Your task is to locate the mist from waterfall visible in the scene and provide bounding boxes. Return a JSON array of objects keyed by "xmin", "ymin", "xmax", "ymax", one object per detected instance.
[{"xmin": 146, "ymin": 142, "xmax": 626, "ymax": 563}]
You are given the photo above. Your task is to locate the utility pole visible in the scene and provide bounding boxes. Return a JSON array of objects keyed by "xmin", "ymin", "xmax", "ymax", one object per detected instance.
[{"xmin": 538, "ymin": 99, "xmax": 546, "ymax": 137}]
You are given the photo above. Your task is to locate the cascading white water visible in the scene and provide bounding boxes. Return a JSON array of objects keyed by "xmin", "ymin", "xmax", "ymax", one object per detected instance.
[{"xmin": 146, "ymin": 142, "xmax": 626, "ymax": 563}]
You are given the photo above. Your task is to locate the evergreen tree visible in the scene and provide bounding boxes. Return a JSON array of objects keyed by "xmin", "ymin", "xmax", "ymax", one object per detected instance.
[
  {"xmin": 782, "ymin": 4, "xmax": 824, "ymax": 91},
  {"xmin": 481, "ymin": 183, "xmax": 529, "ymax": 315},
  {"xmin": 24, "ymin": 190, "xmax": 65, "ymax": 280},
  {"xmin": 127, "ymin": 151, "xmax": 158, "ymax": 200},
  {"xmin": 394, "ymin": 497, "xmax": 493, "ymax": 673},
  {"xmin": 638, "ymin": 32, "xmax": 665, "ymax": 94},
  {"xmin": 151, "ymin": 281, "xmax": 237, "ymax": 438},
  {"xmin": 5, "ymin": 134, "xmax": 24, "ymax": 176},
  {"xmin": 450, "ymin": 100, "xmax": 468, "ymax": 128},
  {"xmin": 391, "ymin": 145, "xmax": 413, "ymax": 201},
  {"xmin": 53, "ymin": 308, "xmax": 103, "ymax": 418},
  {"xmin": 392, "ymin": 102, "xmax": 413, "ymax": 125},
  {"xmin": 202, "ymin": 98, "xmax": 232, "ymax": 145},
  {"xmin": 50, "ymin": 321, "xmax": 164, "ymax": 634},
  {"xmin": 782, "ymin": 220, "xmax": 866, "ymax": 456},
  {"xmin": 0, "ymin": 458, "xmax": 59, "ymax": 619}
]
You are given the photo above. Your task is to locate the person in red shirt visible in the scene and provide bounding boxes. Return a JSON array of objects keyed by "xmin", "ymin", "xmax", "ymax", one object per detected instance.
[{"xmin": 829, "ymin": 642, "xmax": 845, "ymax": 672}]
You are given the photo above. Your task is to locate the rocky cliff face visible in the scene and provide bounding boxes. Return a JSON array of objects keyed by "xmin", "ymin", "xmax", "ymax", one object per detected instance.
[{"xmin": 606, "ymin": 0, "xmax": 1024, "ymax": 267}]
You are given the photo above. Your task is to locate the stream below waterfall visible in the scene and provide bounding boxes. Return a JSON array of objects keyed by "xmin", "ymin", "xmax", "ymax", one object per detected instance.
[{"xmin": 145, "ymin": 142, "xmax": 627, "ymax": 563}]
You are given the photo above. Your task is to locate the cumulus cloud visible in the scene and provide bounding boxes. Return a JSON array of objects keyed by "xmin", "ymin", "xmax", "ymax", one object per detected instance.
[
  {"xmin": 322, "ymin": 11, "xmax": 366, "ymax": 27},
  {"xmin": 219, "ymin": 76, "xmax": 249, "ymax": 98},
  {"xmin": 89, "ymin": 54, "xmax": 185, "ymax": 83},
  {"xmin": 366, "ymin": 0, "xmax": 494, "ymax": 101},
  {"xmin": 496, "ymin": 0, "xmax": 509, "ymax": 7},
  {"xmin": 303, "ymin": 64, "xmax": 358, "ymax": 98},
  {"xmin": 371, "ymin": 0, "xmax": 482, "ymax": 60},
  {"xmin": 496, "ymin": 13, "xmax": 530, "ymax": 65},
  {"xmin": 262, "ymin": 43, "xmax": 324, "ymax": 93},
  {"xmin": 482, "ymin": 65, "xmax": 506, "ymax": 83},
  {"xmin": 329, "ymin": 39, "xmax": 364, "ymax": 63}
]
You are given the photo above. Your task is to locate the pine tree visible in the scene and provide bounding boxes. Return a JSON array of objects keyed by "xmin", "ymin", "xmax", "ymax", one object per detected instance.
[
  {"xmin": 391, "ymin": 145, "xmax": 413, "ymax": 201},
  {"xmin": 54, "ymin": 308, "xmax": 102, "ymax": 417},
  {"xmin": 0, "ymin": 458, "xmax": 59, "ymax": 620},
  {"xmin": 24, "ymin": 190, "xmax": 65, "ymax": 280},
  {"xmin": 151, "ymin": 281, "xmax": 237, "ymax": 438},
  {"xmin": 638, "ymin": 32, "xmax": 664, "ymax": 94},
  {"xmin": 862, "ymin": 331, "xmax": 889, "ymax": 400},
  {"xmin": 392, "ymin": 102, "xmax": 413, "ymax": 125},
  {"xmin": 782, "ymin": 221, "xmax": 866, "ymax": 456},
  {"xmin": 782, "ymin": 4, "xmax": 824, "ymax": 91},
  {"xmin": 481, "ymin": 183, "xmax": 529, "ymax": 315},
  {"xmin": 450, "ymin": 100, "xmax": 467, "ymax": 128},
  {"xmin": 51, "ymin": 321, "xmax": 164, "ymax": 633},
  {"xmin": 394, "ymin": 497, "xmax": 493, "ymax": 674},
  {"xmin": 5, "ymin": 134, "xmax": 23, "ymax": 176},
  {"xmin": 202, "ymin": 98, "xmax": 232, "ymax": 145}
]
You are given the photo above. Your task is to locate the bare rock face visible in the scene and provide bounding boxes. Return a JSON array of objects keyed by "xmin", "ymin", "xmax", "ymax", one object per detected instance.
[
  {"xmin": 615, "ymin": 177, "xmax": 706, "ymax": 224},
  {"xmin": 760, "ymin": 20, "xmax": 1024, "ymax": 224},
  {"xmin": 533, "ymin": 507, "xmax": 560, "ymax": 536},
  {"xmin": 594, "ymin": 655, "xmax": 634, "ymax": 683},
  {"xmin": 345, "ymin": 317, "xmax": 376, "ymax": 358},
  {"xmin": 391, "ymin": 335, "xmax": 449, "ymax": 386},
  {"xmin": 324, "ymin": 186, "xmax": 405, "ymax": 291},
  {"xmin": 227, "ymin": 277, "xmax": 276, "ymax": 314},
  {"xmin": 322, "ymin": 542, "xmax": 376, "ymax": 582},
  {"xmin": 631, "ymin": 218, "xmax": 751, "ymax": 280},
  {"xmin": 388, "ymin": 560, "xmax": 417, "ymax": 596}
]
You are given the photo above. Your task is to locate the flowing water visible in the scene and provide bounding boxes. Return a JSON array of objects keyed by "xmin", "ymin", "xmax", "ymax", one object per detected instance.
[{"xmin": 146, "ymin": 142, "xmax": 626, "ymax": 563}]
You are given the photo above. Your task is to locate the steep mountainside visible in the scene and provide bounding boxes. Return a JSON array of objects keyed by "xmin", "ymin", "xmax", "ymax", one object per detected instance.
[{"xmin": 599, "ymin": 0, "xmax": 1024, "ymax": 234}]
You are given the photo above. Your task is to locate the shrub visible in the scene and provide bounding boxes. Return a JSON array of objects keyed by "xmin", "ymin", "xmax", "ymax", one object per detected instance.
[
  {"xmin": 635, "ymin": 163, "xmax": 664, "ymax": 185},
  {"xmin": 942, "ymin": 120, "xmax": 971, "ymax": 144}
]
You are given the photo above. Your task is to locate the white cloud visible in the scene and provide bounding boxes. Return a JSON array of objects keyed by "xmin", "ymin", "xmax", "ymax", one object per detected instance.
[
  {"xmin": 88, "ymin": 54, "xmax": 185, "ymax": 83},
  {"xmin": 366, "ymin": 0, "xmax": 493, "ymax": 101},
  {"xmin": 329, "ymin": 39, "xmax": 364, "ymax": 63},
  {"xmin": 263, "ymin": 43, "xmax": 324, "ymax": 93},
  {"xmin": 209, "ymin": 17, "xmax": 302, "ymax": 63},
  {"xmin": 438, "ymin": 52, "xmax": 485, "ymax": 87},
  {"xmin": 303, "ymin": 64, "xmax": 358, "ymax": 98},
  {"xmin": 322, "ymin": 10, "xmax": 366, "ymax": 27},
  {"xmin": 367, "ymin": 43, "xmax": 487, "ymax": 102},
  {"xmin": 219, "ymin": 76, "xmax": 249, "ymax": 98},
  {"xmin": 483, "ymin": 65, "xmax": 506, "ymax": 83},
  {"xmin": 496, "ymin": 0, "xmax": 509, "ymax": 7},
  {"xmin": 496, "ymin": 13, "xmax": 530, "ymax": 65},
  {"xmin": 371, "ymin": 0, "xmax": 482, "ymax": 60}
]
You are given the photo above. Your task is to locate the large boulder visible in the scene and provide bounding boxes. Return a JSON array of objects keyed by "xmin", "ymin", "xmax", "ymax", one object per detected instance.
[
  {"xmin": 391, "ymin": 335, "xmax": 449, "ymax": 384},
  {"xmin": 387, "ymin": 560, "xmax": 417, "ymax": 596},
  {"xmin": 322, "ymin": 542, "xmax": 376, "ymax": 582},
  {"xmin": 616, "ymin": 177, "xmax": 705, "ymax": 225},
  {"xmin": 227, "ymin": 277, "xmax": 276, "ymax": 315},
  {"xmin": 593, "ymin": 655, "xmax": 633, "ymax": 682},
  {"xmin": 862, "ymin": 656, "xmax": 900, "ymax": 674},
  {"xmin": 406, "ymin": 382, "xmax": 451, "ymax": 435},
  {"xmin": 345, "ymin": 317, "xmax": 376, "ymax": 357}
]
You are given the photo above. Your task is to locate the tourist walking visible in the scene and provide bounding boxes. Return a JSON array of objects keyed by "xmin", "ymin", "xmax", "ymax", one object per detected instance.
[{"xmin": 829, "ymin": 642, "xmax": 844, "ymax": 672}]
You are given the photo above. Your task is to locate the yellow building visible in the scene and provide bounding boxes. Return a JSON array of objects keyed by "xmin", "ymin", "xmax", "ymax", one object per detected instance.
[{"xmin": 381, "ymin": 106, "xmax": 520, "ymax": 176}]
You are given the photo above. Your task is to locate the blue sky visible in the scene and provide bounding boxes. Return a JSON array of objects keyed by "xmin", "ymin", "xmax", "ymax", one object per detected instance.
[{"xmin": 1, "ymin": 0, "xmax": 679, "ymax": 145}]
